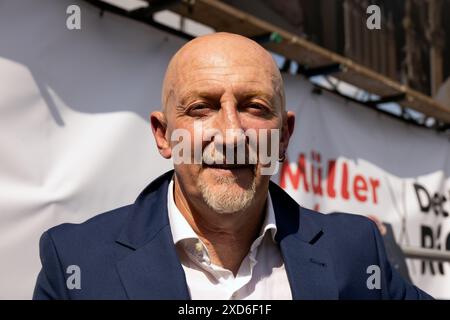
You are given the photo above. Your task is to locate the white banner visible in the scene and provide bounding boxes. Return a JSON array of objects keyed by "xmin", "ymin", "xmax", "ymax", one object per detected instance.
[
  {"xmin": 276, "ymin": 74, "xmax": 450, "ymax": 299},
  {"xmin": 0, "ymin": 0, "xmax": 449, "ymax": 299}
]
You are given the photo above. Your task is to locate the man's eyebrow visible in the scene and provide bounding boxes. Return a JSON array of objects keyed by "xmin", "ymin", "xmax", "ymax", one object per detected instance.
[
  {"xmin": 239, "ymin": 90, "xmax": 275, "ymax": 101},
  {"xmin": 179, "ymin": 89, "xmax": 275, "ymax": 104},
  {"xmin": 179, "ymin": 89, "xmax": 224, "ymax": 105}
]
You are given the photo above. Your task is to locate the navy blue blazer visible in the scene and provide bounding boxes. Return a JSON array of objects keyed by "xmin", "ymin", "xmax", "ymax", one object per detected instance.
[{"xmin": 33, "ymin": 170, "xmax": 432, "ymax": 299}]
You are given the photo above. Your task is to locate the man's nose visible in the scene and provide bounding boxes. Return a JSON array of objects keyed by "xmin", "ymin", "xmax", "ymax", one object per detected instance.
[{"xmin": 217, "ymin": 97, "xmax": 245, "ymax": 144}]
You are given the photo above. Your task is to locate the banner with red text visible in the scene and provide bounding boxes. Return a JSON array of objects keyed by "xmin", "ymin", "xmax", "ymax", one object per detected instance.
[{"xmin": 276, "ymin": 74, "xmax": 450, "ymax": 298}]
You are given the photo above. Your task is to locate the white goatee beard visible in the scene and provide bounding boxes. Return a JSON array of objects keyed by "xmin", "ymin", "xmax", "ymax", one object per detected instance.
[{"xmin": 197, "ymin": 173, "xmax": 257, "ymax": 214}]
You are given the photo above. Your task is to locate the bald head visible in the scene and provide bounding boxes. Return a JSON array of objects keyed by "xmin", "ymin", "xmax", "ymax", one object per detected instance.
[{"xmin": 161, "ymin": 32, "xmax": 285, "ymax": 113}]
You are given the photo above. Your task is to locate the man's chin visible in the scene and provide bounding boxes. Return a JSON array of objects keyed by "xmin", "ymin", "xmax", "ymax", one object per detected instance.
[
  {"xmin": 201, "ymin": 186, "xmax": 256, "ymax": 214},
  {"xmin": 197, "ymin": 170, "xmax": 257, "ymax": 214}
]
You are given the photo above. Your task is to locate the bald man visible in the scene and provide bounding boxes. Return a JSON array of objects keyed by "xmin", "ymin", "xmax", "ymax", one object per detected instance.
[{"xmin": 33, "ymin": 33, "xmax": 432, "ymax": 300}]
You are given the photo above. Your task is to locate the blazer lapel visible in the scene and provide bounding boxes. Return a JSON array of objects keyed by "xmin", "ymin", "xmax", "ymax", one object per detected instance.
[
  {"xmin": 270, "ymin": 182, "xmax": 339, "ymax": 300},
  {"xmin": 116, "ymin": 226, "xmax": 190, "ymax": 299},
  {"xmin": 279, "ymin": 233, "xmax": 339, "ymax": 299},
  {"xmin": 115, "ymin": 170, "xmax": 190, "ymax": 299}
]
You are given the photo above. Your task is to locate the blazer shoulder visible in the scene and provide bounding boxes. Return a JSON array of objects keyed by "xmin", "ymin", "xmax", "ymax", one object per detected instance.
[
  {"xmin": 323, "ymin": 211, "xmax": 376, "ymax": 229},
  {"xmin": 300, "ymin": 206, "xmax": 375, "ymax": 228}
]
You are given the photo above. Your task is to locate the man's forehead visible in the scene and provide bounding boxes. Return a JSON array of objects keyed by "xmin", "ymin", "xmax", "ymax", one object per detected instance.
[
  {"xmin": 172, "ymin": 37, "xmax": 278, "ymax": 78},
  {"xmin": 162, "ymin": 33, "xmax": 284, "ymax": 109},
  {"xmin": 176, "ymin": 63, "xmax": 275, "ymax": 83},
  {"xmin": 175, "ymin": 34, "xmax": 272, "ymax": 65},
  {"xmin": 174, "ymin": 62, "xmax": 277, "ymax": 90}
]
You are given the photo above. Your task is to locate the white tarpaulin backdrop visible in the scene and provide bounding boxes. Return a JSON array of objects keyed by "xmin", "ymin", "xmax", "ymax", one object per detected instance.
[
  {"xmin": 276, "ymin": 75, "xmax": 450, "ymax": 299},
  {"xmin": 1, "ymin": 0, "xmax": 449, "ymax": 299}
]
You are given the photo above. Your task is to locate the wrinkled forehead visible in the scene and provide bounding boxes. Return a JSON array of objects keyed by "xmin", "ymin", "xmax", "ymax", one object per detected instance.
[
  {"xmin": 180, "ymin": 66, "xmax": 277, "ymax": 96},
  {"xmin": 173, "ymin": 52, "xmax": 281, "ymax": 100}
]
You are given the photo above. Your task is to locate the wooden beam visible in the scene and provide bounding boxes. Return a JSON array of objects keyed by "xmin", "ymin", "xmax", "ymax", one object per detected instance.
[{"xmin": 168, "ymin": 0, "xmax": 450, "ymax": 123}]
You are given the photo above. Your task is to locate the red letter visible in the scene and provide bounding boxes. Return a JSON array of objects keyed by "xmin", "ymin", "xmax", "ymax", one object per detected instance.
[
  {"xmin": 311, "ymin": 159, "xmax": 323, "ymax": 196},
  {"xmin": 369, "ymin": 178, "xmax": 380, "ymax": 204},
  {"xmin": 341, "ymin": 162, "xmax": 350, "ymax": 200},
  {"xmin": 327, "ymin": 160, "xmax": 337, "ymax": 198},
  {"xmin": 280, "ymin": 154, "xmax": 309, "ymax": 191},
  {"xmin": 353, "ymin": 175, "xmax": 368, "ymax": 202}
]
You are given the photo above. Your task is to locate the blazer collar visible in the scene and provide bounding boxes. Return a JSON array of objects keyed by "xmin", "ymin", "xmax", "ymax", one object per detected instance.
[
  {"xmin": 115, "ymin": 170, "xmax": 338, "ymax": 299},
  {"xmin": 115, "ymin": 170, "xmax": 190, "ymax": 299},
  {"xmin": 116, "ymin": 170, "xmax": 174, "ymax": 249},
  {"xmin": 269, "ymin": 182, "xmax": 339, "ymax": 299}
]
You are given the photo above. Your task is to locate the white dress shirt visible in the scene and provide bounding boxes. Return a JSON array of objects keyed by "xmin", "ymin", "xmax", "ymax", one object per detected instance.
[{"xmin": 167, "ymin": 179, "xmax": 292, "ymax": 300}]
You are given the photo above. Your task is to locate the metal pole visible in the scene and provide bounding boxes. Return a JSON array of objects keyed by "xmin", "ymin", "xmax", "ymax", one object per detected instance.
[{"xmin": 401, "ymin": 246, "xmax": 450, "ymax": 262}]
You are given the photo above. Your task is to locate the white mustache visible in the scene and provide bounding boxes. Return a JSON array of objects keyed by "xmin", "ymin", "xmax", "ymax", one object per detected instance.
[
  {"xmin": 171, "ymin": 123, "xmax": 280, "ymax": 175},
  {"xmin": 201, "ymin": 142, "xmax": 258, "ymax": 165}
]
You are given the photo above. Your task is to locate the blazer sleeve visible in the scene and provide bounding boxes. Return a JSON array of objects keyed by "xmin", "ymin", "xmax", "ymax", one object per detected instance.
[
  {"xmin": 369, "ymin": 220, "xmax": 434, "ymax": 300},
  {"xmin": 33, "ymin": 231, "xmax": 69, "ymax": 300}
]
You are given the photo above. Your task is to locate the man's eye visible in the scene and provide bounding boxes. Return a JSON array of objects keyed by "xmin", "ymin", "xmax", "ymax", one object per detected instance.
[
  {"xmin": 245, "ymin": 103, "xmax": 268, "ymax": 114},
  {"xmin": 248, "ymin": 103, "xmax": 263, "ymax": 110},
  {"xmin": 188, "ymin": 103, "xmax": 213, "ymax": 116},
  {"xmin": 192, "ymin": 104, "xmax": 209, "ymax": 110}
]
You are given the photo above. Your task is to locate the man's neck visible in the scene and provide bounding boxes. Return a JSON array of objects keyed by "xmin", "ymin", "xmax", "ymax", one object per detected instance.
[{"xmin": 173, "ymin": 178, "xmax": 268, "ymax": 275}]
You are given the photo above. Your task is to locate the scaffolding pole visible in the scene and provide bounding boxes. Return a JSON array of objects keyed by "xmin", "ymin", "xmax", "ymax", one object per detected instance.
[{"xmin": 402, "ymin": 246, "xmax": 450, "ymax": 262}]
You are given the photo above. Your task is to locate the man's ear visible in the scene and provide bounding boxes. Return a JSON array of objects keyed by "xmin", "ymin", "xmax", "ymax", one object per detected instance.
[
  {"xmin": 150, "ymin": 111, "xmax": 172, "ymax": 159},
  {"xmin": 279, "ymin": 111, "xmax": 295, "ymax": 158}
]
